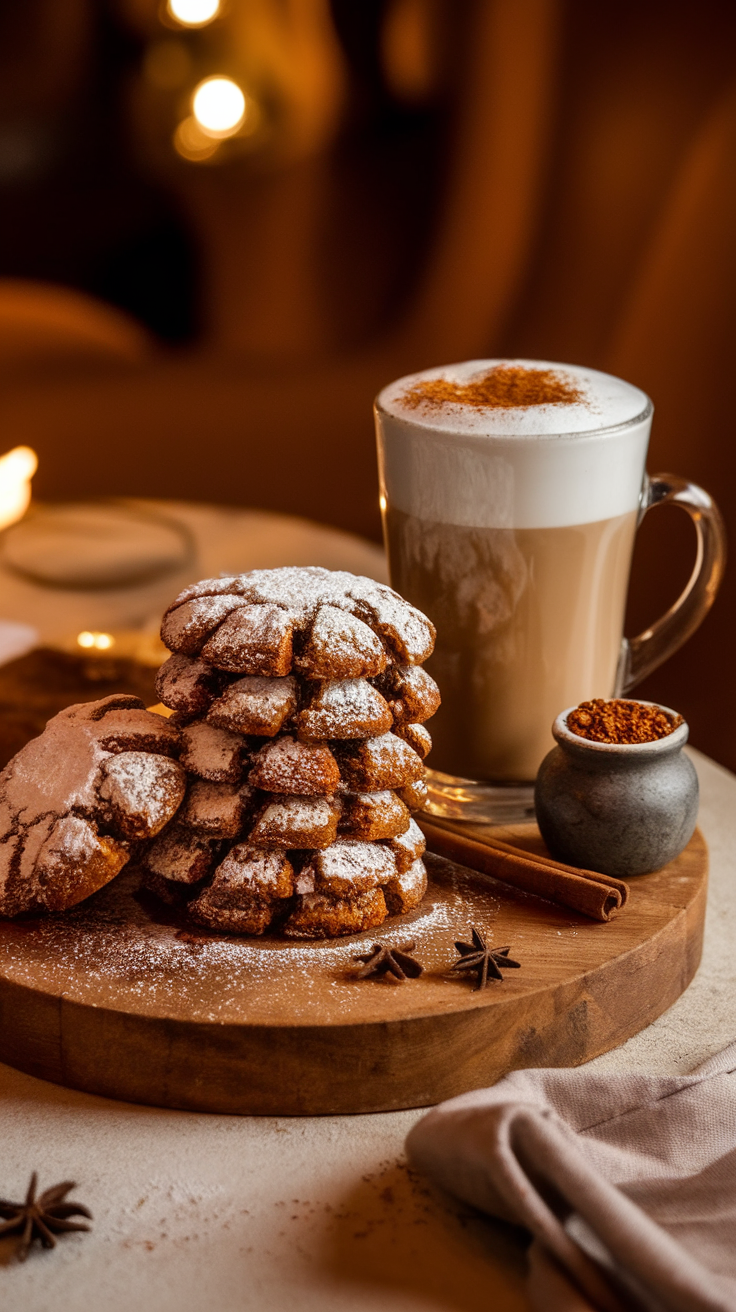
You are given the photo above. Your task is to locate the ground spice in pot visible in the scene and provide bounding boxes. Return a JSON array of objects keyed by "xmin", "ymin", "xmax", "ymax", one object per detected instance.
[{"xmin": 567, "ymin": 699, "xmax": 682, "ymax": 745}]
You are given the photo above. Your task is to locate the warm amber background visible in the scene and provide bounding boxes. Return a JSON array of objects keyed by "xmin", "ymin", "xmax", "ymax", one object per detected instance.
[{"xmin": 0, "ymin": 0, "xmax": 735, "ymax": 768}]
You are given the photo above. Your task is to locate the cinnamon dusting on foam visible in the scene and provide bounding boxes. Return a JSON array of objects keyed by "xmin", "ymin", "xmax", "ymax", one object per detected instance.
[{"xmin": 401, "ymin": 365, "xmax": 586, "ymax": 411}]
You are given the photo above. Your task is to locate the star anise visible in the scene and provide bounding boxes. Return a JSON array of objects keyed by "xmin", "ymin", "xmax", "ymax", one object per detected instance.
[
  {"xmin": 451, "ymin": 928, "xmax": 521, "ymax": 991},
  {"xmin": 354, "ymin": 940, "xmax": 424, "ymax": 982},
  {"xmin": 0, "ymin": 1173, "xmax": 92, "ymax": 1261}
]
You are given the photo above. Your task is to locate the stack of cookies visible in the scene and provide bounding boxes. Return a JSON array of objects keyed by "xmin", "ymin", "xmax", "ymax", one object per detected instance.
[{"xmin": 142, "ymin": 567, "xmax": 440, "ymax": 939}]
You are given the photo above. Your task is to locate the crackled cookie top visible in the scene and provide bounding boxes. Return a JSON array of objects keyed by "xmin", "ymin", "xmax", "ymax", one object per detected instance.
[
  {"xmin": 0, "ymin": 695, "xmax": 185, "ymax": 917},
  {"xmin": 160, "ymin": 566, "xmax": 435, "ymax": 677}
]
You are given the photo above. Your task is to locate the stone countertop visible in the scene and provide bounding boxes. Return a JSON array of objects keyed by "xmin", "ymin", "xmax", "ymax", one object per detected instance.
[{"xmin": 0, "ymin": 747, "xmax": 733, "ymax": 1311}]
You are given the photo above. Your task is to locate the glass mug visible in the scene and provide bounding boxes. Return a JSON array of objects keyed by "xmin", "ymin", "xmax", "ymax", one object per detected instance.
[{"xmin": 374, "ymin": 359, "xmax": 726, "ymax": 822}]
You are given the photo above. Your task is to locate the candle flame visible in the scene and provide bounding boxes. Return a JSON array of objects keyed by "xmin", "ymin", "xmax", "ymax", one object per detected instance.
[{"xmin": 0, "ymin": 446, "xmax": 37, "ymax": 530}]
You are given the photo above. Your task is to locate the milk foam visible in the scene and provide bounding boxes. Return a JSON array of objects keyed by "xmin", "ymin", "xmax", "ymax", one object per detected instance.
[{"xmin": 375, "ymin": 359, "xmax": 652, "ymax": 529}]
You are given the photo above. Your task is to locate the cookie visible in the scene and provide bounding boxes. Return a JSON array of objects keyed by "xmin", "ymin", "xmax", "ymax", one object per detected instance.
[
  {"xmin": 375, "ymin": 664, "xmax": 441, "ymax": 726},
  {"xmin": 180, "ymin": 780, "xmax": 255, "ymax": 838},
  {"xmin": 179, "ymin": 721, "xmax": 249, "ymax": 784},
  {"xmin": 302, "ymin": 838, "xmax": 396, "ymax": 897},
  {"xmin": 0, "ymin": 695, "xmax": 185, "ymax": 917},
  {"xmin": 282, "ymin": 887, "xmax": 388, "ymax": 939},
  {"xmin": 98, "ymin": 751, "xmax": 186, "ymax": 840},
  {"xmin": 155, "ymin": 654, "xmax": 225, "ymax": 718},
  {"xmin": 394, "ymin": 722, "xmax": 432, "ymax": 760},
  {"xmin": 395, "ymin": 777, "xmax": 429, "ymax": 812},
  {"xmin": 248, "ymin": 795, "xmax": 340, "ymax": 850},
  {"xmin": 294, "ymin": 606, "xmax": 387, "ymax": 679},
  {"xmin": 201, "ymin": 604, "xmax": 294, "ymax": 676},
  {"xmin": 381, "ymin": 817, "xmax": 426, "ymax": 873},
  {"xmin": 157, "ymin": 594, "xmax": 244, "ymax": 655},
  {"xmin": 296, "ymin": 679, "xmax": 392, "ymax": 741},
  {"xmin": 142, "ymin": 823, "xmax": 222, "ymax": 886},
  {"xmin": 92, "ymin": 702, "xmax": 181, "ymax": 756},
  {"xmin": 248, "ymin": 736, "xmax": 340, "ymax": 796},
  {"xmin": 383, "ymin": 857, "xmax": 427, "ymax": 915},
  {"xmin": 161, "ymin": 567, "xmax": 435, "ymax": 675},
  {"xmin": 335, "ymin": 732, "xmax": 424, "ymax": 791},
  {"xmin": 339, "ymin": 789, "xmax": 410, "ymax": 841},
  {"xmin": 206, "ymin": 676, "xmax": 298, "ymax": 737},
  {"xmin": 189, "ymin": 844, "xmax": 294, "ymax": 934}
]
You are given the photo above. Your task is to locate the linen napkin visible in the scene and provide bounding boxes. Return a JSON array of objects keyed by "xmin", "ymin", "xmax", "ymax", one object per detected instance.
[{"xmin": 406, "ymin": 1043, "xmax": 736, "ymax": 1312}]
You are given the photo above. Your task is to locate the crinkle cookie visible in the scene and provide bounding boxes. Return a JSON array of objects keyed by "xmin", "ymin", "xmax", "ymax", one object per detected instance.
[
  {"xmin": 395, "ymin": 777, "xmax": 429, "ymax": 812},
  {"xmin": 140, "ymin": 822, "xmax": 222, "ymax": 906},
  {"xmin": 300, "ymin": 838, "xmax": 397, "ymax": 898},
  {"xmin": 394, "ymin": 722, "xmax": 432, "ymax": 760},
  {"xmin": 381, "ymin": 817, "xmax": 426, "ymax": 873},
  {"xmin": 373, "ymin": 664, "xmax": 441, "ymax": 726},
  {"xmin": 247, "ymin": 794, "xmax": 340, "ymax": 850},
  {"xmin": 188, "ymin": 844, "xmax": 295, "ymax": 935},
  {"xmin": 178, "ymin": 721, "xmax": 251, "ymax": 784},
  {"xmin": 160, "ymin": 566, "xmax": 435, "ymax": 677},
  {"xmin": 205, "ymin": 675, "xmax": 298, "ymax": 736},
  {"xmin": 338, "ymin": 789, "xmax": 410, "ymax": 842},
  {"xmin": 296, "ymin": 678, "xmax": 392, "ymax": 741},
  {"xmin": 154, "ymin": 654, "xmax": 226, "ymax": 718},
  {"xmin": 334, "ymin": 732, "xmax": 424, "ymax": 791},
  {"xmin": 248, "ymin": 736, "xmax": 340, "ymax": 796},
  {"xmin": 0, "ymin": 695, "xmax": 185, "ymax": 918},
  {"xmin": 179, "ymin": 779, "xmax": 256, "ymax": 839},
  {"xmin": 383, "ymin": 857, "xmax": 427, "ymax": 915},
  {"xmin": 282, "ymin": 887, "xmax": 388, "ymax": 939}
]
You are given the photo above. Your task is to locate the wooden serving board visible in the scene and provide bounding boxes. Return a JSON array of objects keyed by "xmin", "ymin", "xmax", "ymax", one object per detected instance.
[{"xmin": 0, "ymin": 826, "xmax": 707, "ymax": 1115}]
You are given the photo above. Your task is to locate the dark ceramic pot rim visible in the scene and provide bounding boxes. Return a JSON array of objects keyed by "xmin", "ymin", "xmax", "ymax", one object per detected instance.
[{"xmin": 553, "ymin": 699, "xmax": 689, "ymax": 758}]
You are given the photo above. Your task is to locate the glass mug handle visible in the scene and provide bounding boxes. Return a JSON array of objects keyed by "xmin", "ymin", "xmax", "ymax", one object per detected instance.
[{"xmin": 615, "ymin": 473, "xmax": 727, "ymax": 694}]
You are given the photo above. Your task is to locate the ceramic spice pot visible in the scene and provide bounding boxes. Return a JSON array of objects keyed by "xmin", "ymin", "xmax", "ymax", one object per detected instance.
[{"xmin": 534, "ymin": 701, "xmax": 699, "ymax": 877}]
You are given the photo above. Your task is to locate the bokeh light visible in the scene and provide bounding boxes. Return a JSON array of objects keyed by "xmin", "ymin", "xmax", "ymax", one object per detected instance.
[
  {"xmin": 192, "ymin": 77, "xmax": 246, "ymax": 138},
  {"xmin": 173, "ymin": 116, "xmax": 221, "ymax": 162},
  {"xmin": 77, "ymin": 631, "xmax": 115, "ymax": 651},
  {"xmin": 0, "ymin": 445, "xmax": 37, "ymax": 530},
  {"xmin": 167, "ymin": 0, "xmax": 220, "ymax": 28}
]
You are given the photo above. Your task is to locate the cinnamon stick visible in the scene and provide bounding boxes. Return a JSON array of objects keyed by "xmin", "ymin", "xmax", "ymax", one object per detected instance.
[{"xmin": 419, "ymin": 817, "xmax": 629, "ymax": 922}]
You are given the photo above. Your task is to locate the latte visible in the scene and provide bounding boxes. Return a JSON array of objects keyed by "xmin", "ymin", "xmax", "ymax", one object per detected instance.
[
  {"xmin": 375, "ymin": 360, "xmax": 652, "ymax": 792},
  {"xmin": 385, "ymin": 508, "xmax": 638, "ymax": 781}
]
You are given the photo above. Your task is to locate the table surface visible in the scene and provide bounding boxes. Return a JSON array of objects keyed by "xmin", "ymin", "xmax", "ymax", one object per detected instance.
[
  {"xmin": 1, "ymin": 508, "xmax": 734, "ymax": 1310},
  {"xmin": 0, "ymin": 499, "xmax": 388, "ymax": 649}
]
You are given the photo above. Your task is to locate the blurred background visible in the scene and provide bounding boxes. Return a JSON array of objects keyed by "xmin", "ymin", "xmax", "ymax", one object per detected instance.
[{"xmin": 0, "ymin": 0, "xmax": 735, "ymax": 768}]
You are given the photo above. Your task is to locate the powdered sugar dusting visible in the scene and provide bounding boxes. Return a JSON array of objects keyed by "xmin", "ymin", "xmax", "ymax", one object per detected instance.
[
  {"xmin": 207, "ymin": 676, "xmax": 297, "ymax": 736},
  {"xmin": 298, "ymin": 679, "xmax": 392, "ymax": 739},
  {"xmin": 249, "ymin": 736, "xmax": 339, "ymax": 795},
  {"xmin": 249, "ymin": 794, "xmax": 339, "ymax": 848},
  {"xmin": 0, "ymin": 856, "xmax": 505, "ymax": 1025},
  {"xmin": 162, "ymin": 567, "xmax": 435, "ymax": 671},
  {"xmin": 260, "ymin": 796, "xmax": 334, "ymax": 826},
  {"xmin": 99, "ymin": 752, "xmax": 186, "ymax": 836},
  {"xmin": 160, "ymin": 595, "xmax": 245, "ymax": 653},
  {"xmin": 310, "ymin": 839, "xmax": 396, "ymax": 895}
]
